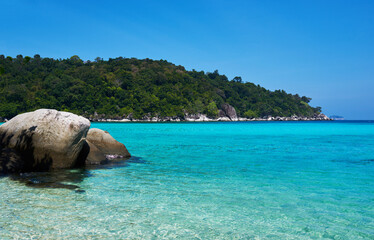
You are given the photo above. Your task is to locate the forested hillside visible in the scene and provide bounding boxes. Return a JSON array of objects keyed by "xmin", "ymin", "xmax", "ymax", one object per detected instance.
[{"xmin": 0, "ymin": 55, "xmax": 321, "ymax": 119}]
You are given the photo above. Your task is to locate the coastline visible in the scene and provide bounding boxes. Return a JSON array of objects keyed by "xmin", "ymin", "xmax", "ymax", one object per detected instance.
[
  {"xmin": 87, "ymin": 113, "xmax": 331, "ymax": 123},
  {"xmin": 0, "ymin": 113, "xmax": 331, "ymax": 123}
]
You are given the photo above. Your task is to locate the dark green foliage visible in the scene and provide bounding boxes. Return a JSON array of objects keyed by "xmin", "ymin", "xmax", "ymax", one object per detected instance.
[{"xmin": 0, "ymin": 55, "xmax": 322, "ymax": 119}]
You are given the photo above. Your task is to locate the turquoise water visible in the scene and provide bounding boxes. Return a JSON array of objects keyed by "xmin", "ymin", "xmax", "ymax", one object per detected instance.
[{"xmin": 1, "ymin": 121, "xmax": 374, "ymax": 239}]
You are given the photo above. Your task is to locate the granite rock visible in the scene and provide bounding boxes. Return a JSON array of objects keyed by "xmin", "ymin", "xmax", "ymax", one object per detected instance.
[{"xmin": 0, "ymin": 109, "xmax": 90, "ymax": 172}]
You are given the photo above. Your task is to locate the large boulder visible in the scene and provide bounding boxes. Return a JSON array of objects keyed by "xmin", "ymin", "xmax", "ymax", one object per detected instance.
[
  {"xmin": 86, "ymin": 128, "xmax": 131, "ymax": 158},
  {"xmin": 0, "ymin": 109, "xmax": 90, "ymax": 172},
  {"xmin": 221, "ymin": 103, "xmax": 238, "ymax": 121}
]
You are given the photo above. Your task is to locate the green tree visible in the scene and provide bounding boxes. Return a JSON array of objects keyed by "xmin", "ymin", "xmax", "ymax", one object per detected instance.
[
  {"xmin": 206, "ymin": 101, "xmax": 219, "ymax": 118},
  {"xmin": 232, "ymin": 76, "xmax": 242, "ymax": 83},
  {"xmin": 244, "ymin": 109, "xmax": 258, "ymax": 118}
]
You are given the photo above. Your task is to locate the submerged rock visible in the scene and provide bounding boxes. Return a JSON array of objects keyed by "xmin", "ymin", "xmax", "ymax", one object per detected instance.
[{"xmin": 0, "ymin": 109, "xmax": 90, "ymax": 172}]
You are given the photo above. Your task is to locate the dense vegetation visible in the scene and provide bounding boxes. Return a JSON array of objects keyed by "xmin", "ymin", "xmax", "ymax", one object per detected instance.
[{"xmin": 0, "ymin": 55, "xmax": 321, "ymax": 119}]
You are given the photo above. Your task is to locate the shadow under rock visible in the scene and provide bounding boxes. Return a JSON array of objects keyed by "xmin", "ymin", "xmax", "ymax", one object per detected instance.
[{"xmin": 5, "ymin": 156, "xmax": 145, "ymax": 191}]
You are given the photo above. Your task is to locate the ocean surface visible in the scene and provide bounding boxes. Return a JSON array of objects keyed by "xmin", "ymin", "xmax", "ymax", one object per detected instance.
[{"xmin": 1, "ymin": 121, "xmax": 374, "ymax": 239}]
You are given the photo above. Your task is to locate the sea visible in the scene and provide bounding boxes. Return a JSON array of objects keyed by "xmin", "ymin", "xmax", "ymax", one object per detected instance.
[{"xmin": 1, "ymin": 121, "xmax": 374, "ymax": 239}]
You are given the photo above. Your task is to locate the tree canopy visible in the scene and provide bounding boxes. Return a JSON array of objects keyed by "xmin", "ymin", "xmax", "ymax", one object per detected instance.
[{"xmin": 0, "ymin": 55, "xmax": 322, "ymax": 119}]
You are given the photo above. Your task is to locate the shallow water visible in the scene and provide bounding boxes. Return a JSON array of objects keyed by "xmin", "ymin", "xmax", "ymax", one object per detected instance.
[{"xmin": 1, "ymin": 121, "xmax": 374, "ymax": 239}]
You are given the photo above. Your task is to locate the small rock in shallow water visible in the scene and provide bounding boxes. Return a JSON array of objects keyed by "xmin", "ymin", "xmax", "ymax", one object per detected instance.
[{"xmin": 86, "ymin": 128, "xmax": 131, "ymax": 158}]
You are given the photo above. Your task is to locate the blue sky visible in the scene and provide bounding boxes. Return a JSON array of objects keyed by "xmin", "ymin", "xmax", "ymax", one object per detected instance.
[{"xmin": 1, "ymin": 0, "xmax": 374, "ymax": 119}]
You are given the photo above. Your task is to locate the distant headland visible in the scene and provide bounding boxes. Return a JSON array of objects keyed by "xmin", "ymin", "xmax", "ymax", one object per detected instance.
[{"xmin": 0, "ymin": 55, "xmax": 329, "ymax": 121}]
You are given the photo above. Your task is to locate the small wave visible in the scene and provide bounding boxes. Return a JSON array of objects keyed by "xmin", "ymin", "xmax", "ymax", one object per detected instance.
[{"xmin": 332, "ymin": 158, "xmax": 374, "ymax": 165}]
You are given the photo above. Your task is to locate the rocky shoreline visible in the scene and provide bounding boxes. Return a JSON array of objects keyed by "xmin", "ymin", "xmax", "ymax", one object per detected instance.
[
  {"xmin": 83, "ymin": 103, "xmax": 331, "ymax": 122},
  {"xmin": 81, "ymin": 103, "xmax": 331, "ymax": 122},
  {"xmin": 0, "ymin": 104, "xmax": 331, "ymax": 123},
  {"xmin": 87, "ymin": 113, "xmax": 331, "ymax": 123},
  {"xmin": 0, "ymin": 113, "xmax": 332, "ymax": 123},
  {"xmin": 0, "ymin": 109, "xmax": 330, "ymax": 174}
]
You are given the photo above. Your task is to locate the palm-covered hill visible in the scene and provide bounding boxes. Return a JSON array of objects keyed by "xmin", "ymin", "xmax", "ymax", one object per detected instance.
[{"xmin": 0, "ymin": 55, "xmax": 322, "ymax": 119}]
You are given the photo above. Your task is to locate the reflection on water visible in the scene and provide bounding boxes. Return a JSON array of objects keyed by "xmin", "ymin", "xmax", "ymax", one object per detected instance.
[{"xmin": 5, "ymin": 156, "xmax": 144, "ymax": 191}]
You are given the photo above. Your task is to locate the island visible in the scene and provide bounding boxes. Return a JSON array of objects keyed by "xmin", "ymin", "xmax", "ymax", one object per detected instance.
[{"xmin": 0, "ymin": 55, "xmax": 329, "ymax": 121}]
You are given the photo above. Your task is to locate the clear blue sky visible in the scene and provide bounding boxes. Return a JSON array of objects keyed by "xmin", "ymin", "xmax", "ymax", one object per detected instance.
[{"xmin": 1, "ymin": 0, "xmax": 374, "ymax": 119}]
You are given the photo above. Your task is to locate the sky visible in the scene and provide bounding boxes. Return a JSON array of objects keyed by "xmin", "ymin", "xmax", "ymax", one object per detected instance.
[{"xmin": 1, "ymin": 0, "xmax": 374, "ymax": 119}]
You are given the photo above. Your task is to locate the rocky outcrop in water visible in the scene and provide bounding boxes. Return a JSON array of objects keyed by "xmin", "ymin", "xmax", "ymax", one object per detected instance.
[
  {"xmin": 0, "ymin": 109, "xmax": 90, "ymax": 173},
  {"xmin": 0, "ymin": 109, "xmax": 131, "ymax": 174},
  {"xmin": 86, "ymin": 128, "xmax": 131, "ymax": 164}
]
